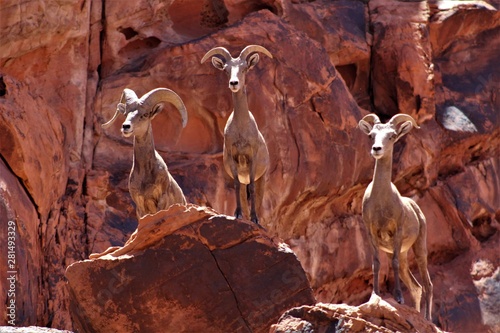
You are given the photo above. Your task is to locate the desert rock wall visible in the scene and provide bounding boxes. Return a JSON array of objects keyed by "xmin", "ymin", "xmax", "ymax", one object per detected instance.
[{"xmin": 0, "ymin": 1, "xmax": 498, "ymax": 332}]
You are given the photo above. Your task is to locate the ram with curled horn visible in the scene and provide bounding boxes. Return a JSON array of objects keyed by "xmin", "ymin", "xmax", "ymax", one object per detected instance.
[
  {"xmin": 102, "ymin": 87, "xmax": 188, "ymax": 219},
  {"xmin": 201, "ymin": 45, "xmax": 272, "ymax": 224},
  {"xmin": 358, "ymin": 113, "xmax": 433, "ymax": 320}
]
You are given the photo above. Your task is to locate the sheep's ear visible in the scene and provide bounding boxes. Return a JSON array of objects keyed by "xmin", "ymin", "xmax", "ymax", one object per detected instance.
[
  {"xmin": 396, "ymin": 121, "xmax": 413, "ymax": 140},
  {"xmin": 150, "ymin": 104, "xmax": 163, "ymax": 119},
  {"xmin": 247, "ymin": 53, "xmax": 260, "ymax": 70},
  {"xmin": 117, "ymin": 103, "xmax": 127, "ymax": 114},
  {"xmin": 358, "ymin": 120, "xmax": 373, "ymax": 135},
  {"xmin": 212, "ymin": 57, "xmax": 225, "ymax": 70}
]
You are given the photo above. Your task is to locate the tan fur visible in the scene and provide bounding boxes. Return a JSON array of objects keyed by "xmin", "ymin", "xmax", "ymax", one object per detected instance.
[
  {"xmin": 102, "ymin": 88, "xmax": 188, "ymax": 219},
  {"xmin": 202, "ymin": 45, "xmax": 272, "ymax": 224},
  {"xmin": 359, "ymin": 113, "xmax": 433, "ymax": 320}
]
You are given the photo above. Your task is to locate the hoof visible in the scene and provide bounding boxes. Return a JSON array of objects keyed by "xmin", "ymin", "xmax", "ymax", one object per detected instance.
[
  {"xmin": 234, "ymin": 208, "xmax": 243, "ymax": 219},
  {"xmin": 250, "ymin": 210, "xmax": 259, "ymax": 224}
]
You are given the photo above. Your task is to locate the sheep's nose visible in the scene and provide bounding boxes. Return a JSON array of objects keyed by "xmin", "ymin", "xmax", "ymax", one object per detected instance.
[
  {"xmin": 229, "ymin": 81, "xmax": 238, "ymax": 87},
  {"xmin": 372, "ymin": 146, "xmax": 382, "ymax": 152},
  {"xmin": 122, "ymin": 124, "xmax": 131, "ymax": 130}
]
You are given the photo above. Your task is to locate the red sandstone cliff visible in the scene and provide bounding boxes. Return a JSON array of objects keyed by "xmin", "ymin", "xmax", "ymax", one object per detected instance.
[{"xmin": 0, "ymin": 0, "xmax": 498, "ymax": 332}]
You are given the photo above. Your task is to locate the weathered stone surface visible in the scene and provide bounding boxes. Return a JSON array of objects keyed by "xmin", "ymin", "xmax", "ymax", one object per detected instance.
[
  {"xmin": 66, "ymin": 205, "xmax": 314, "ymax": 333},
  {"xmin": 0, "ymin": 1, "xmax": 498, "ymax": 332},
  {"xmin": 0, "ymin": 159, "xmax": 41, "ymax": 325},
  {"xmin": 369, "ymin": 0, "xmax": 436, "ymax": 123},
  {"xmin": 0, "ymin": 0, "xmax": 95, "ymax": 328},
  {"xmin": 271, "ymin": 294, "xmax": 446, "ymax": 333},
  {"xmin": 430, "ymin": 1, "xmax": 500, "ymax": 139},
  {"xmin": 282, "ymin": 0, "xmax": 371, "ymax": 108}
]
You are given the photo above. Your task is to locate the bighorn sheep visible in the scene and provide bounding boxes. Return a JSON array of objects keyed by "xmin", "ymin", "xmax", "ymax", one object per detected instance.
[
  {"xmin": 201, "ymin": 45, "xmax": 272, "ymax": 224},
  {"xmin": 358, "ymin": 113, "xmax": 433, "ymax": 320},
  {"xmin": 102, "ymin": 88, "xmax": 188, "ymax": 219}
]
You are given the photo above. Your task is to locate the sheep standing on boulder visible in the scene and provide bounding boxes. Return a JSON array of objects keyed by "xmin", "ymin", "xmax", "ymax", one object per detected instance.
[
  {"xmin": 102, "ymin": 88, "xmax": 188, "ymax": 219},
  {"xmin": 201, "ymin": 45, "xmax": 272, "ymax": 224},
  {"xmin": 358, "ymin": 113, "xmax": 433, "ymax": 320}
]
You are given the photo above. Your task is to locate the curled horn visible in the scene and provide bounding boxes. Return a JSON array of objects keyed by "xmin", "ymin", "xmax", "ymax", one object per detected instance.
[
  {"xmin": 101, "ymin": 108, "xmax": 120, "ymax": 129},
  {"xmin": 239, "ymin": 45, "xmax": 273, "ymax": 61},
  {"xmin": 140, "ymin": 88, "xmax": 188, "ymax": 128},
  {"xmin": 102, "ymin": 89, "xmax": 138, "ymax": 129},
  {"xmin": 389, "ymin": 113, "xmax": 420, "ymax": 129},
  {"xmin": 360, "ymin": 113, "xmax": 382, "ymax": 125},
  {"xmin": 201, "ymin": 47, "xmax": 232, "ymax": 64}
]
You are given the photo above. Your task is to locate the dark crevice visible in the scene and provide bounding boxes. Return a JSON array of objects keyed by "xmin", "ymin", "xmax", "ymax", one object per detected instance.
[
  {"xmin": 191, "ymin": 220, "xmax": 252, "ymax": 332},
  {"xmin": 118, "ymin": 37, "xmax": 162, "ymax": 57},
  {"xmin": 415, "ymin": 94, "xmax": 421, "ymax": 113},
  {"xmin": 366, "ymin": 1, "xmax": 376, "ymax": 113},
  {"xmin": 205, "ymin": 246, "xmax": 253, "ymax": 332},
  {"xmin": 254, "ymin": 4, "xmax": 278, "ymax": 15},
  {"xmin": 0, "ymin": 76, "xmax": 6, "ymax": 97},
  {"xmin": 311, "ymin": 98, "xmax": 325, "ymax": 124},
  {"xmin": 81, "ymin": 174, "xmax": 90, "ymax": 257},
  {"xmin": 471, "ymin": 215, "xmax": 496, "ymax": 242},
  {"xmin": 336, "ymin": 64, "xmax": 357, "ymax": 91},
  {"xmin": 97, "ymin": 0, "xmax": 105, "ymax": 79},
  {"xmin": 118, "ymin": 27, "xmax": 139, "ymax": 40}
]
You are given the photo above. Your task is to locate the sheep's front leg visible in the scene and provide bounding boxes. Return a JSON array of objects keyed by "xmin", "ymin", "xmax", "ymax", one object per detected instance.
[
  {"xmin": 391, "ymin": 233, "xmax": 404, "ymax": 304},
  {"xmin": 369, "ymin": 236, "xmax": 381, "ymax": 296},
  {"xmin": 233, "ymin": 177, "xmax": 243, "ymax": 219},
  {"xmin": 248, "ymin": 180, "xmax": 258, "ymax": 224},
  {"xmin": 248, "ymin": 162, "xmax": 259, "ymax": 224},
  {"xmin": 230, "ymin": 162, "xmax": 243, "ymax": 219}
]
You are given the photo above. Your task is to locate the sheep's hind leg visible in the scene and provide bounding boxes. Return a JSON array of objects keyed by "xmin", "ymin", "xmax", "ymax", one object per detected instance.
[
  {"xmin": 253, "ymin": 176, "xmax": 265, "ymax": 225},
  {"xmin": 248, "ymin": 176, "xmax": 259, "ymax": 224},
  {"xmin": 397, "ymin": 250, "xmax": 422, "ymax": 312},
  {"xmin": 415, "ymin": 249, "xmax": 433, "ymax": 320},
  {"xmin": 233, "ymin": 176, "xmax": 243, "ymax": 220},
  {"xmin": 244, "ymin": 158, "xmax": 261, "ymax": 224},
  {"xmin": 413, "ymin": 221, "xmax": 433, "ymax": 320}
]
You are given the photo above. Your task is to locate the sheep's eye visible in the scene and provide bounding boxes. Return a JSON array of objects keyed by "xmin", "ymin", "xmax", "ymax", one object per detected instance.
[
  {"xmin": 390, "ymin": 134, "xmax": 396, "ymax": 140},
  {"xmin": 368, "ymin": 134, "xmax": 374, "ymax": 140}
]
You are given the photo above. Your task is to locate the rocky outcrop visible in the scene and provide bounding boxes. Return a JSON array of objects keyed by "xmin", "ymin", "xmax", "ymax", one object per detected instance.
[
  {"xmin": 0, "ymin": 0, "xmax": 498, "ymax": 332},
  {"xmin": 271, "ymin": 294, "xmax": 446, "ymax": 333},
  {"xmin": 65, "ymin": 205, "xmax": 314, "ymax": 333}
]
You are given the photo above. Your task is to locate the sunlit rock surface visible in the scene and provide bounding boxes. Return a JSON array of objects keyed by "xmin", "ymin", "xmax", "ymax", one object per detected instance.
[{"xmin": 0, "ymin": 0, "xmax": 498, "ymax": 332}]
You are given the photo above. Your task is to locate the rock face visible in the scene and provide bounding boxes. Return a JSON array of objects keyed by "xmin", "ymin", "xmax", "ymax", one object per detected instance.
[
  {"xmin": 271, "ymin": 294, "xmax": 446, "ymax": 333},
  {"xmin": 65, "ymin": 205, "xmax": 314, "ymax": 333},
  {"xmin": 0, "ymin": 0, "xmax": 499, "ymax": 332}
]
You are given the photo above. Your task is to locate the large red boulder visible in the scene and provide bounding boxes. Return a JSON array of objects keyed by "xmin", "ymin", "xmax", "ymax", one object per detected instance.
[{"xmin": 66, "ymin": 205, "xmax": 315, "ymax": 333}]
